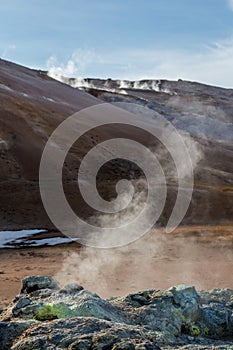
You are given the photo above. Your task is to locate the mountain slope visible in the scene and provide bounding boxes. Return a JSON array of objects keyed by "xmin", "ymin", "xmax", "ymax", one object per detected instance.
[
  {"xmin": 50, "ymin": 75, "xmax": 233, "ymax": 227},
  {"xmin": 0, "ymin": 59, "xmax": 100, "ymax": 229},
  {"xmin": 0, "ymin": 59, "xmax": 232, "ymax": 232}
]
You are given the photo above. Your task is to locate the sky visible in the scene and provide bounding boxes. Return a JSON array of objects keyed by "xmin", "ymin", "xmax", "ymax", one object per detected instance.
[{"xmin": 1, "ymin": 0, "xmax": 233, "ymax": 87}]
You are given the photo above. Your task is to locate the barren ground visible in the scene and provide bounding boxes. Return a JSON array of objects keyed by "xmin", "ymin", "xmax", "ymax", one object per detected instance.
[{"xmin": 0, "ymin": 225, "xmax": 232, "ymax": 310}]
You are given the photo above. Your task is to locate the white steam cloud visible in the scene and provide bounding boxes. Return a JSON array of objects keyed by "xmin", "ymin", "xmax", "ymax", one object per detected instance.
[
  {"xmin": 66, "ymin": 78, "xmax": 128, "ymax": 95},
  {"xmin": 55, "ymin": 226, "xmax": 233, "ymax": 298},
  {"xmin": 47, "ymin": 36, "xmax": 233, "ymax": 88},
  {"xmin": 55, "ymin": 131, "xmax": 203, "ymax": 296},
  {"xmin": 47, "ymin": 50, "xmax": 102, "ymax": 79}
]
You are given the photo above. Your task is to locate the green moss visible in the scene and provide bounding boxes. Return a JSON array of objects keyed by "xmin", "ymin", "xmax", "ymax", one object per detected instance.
[
  {"xmin": 35, "ymin": 303, "xmax": 75, "ymax": 321},
  {"xmin": 35, "ymin": 304, "xmax": 59, "ymax": 321},
  {"xmin": 190, "ymin": 324, "xmax": 200, "ymax": 336},
  {"xmin": 203, "ymin": 326, "xmax": 209, "ymax": 335}
]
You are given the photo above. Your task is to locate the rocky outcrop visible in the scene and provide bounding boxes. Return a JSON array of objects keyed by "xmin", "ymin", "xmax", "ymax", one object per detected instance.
[{"xmin": 1, "ymin": 276, "xmax": 233, "ymax": 349}]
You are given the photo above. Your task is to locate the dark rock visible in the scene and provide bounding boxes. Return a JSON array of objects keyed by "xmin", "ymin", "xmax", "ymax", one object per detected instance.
[
  {"xmin": 1, "ymin": 278, "xmax": 233, "ymax": 349},
  {"xmin": 0, "ymin": 320, "xmax": 36, "ymax": 350},
  {"xmin": 30, "ymin": 288, "xmax": 54, "ymax": 299},
  {"xmin": 112, "ymin": 340, "xmax": 135, "ymax": 349},
  {"xmin": 201, "ymin": 304, "xmax": 232, "ymax": 337},
  {"xmin": 12, "ymin": 297, "xmax": 31, "ymax": 316},
  {"xmin": 68, "ymin": 337, "xmax": 91, "ymax": 350},
  {"xmin": 59, "ymin": 283, "xmax": 84, "ymax": 294},
  {"xmin": 166, "ymin": 284, "xmax": 200, "ymax": 322},
  {"xmin": 125, "ymin": 290, "xmax": 158, "ymax": 307},
  {"xmin": 10, "ymin": 318, "xmax": 156, "ymax": 350},
  {"xmin": 92, "ymin": 332, "xmax": 121, "ymax": 349},
  {"xmin": 135, "ymin": 344, "xmax": 161, "ymax": 350},
  {"xmin": 21, "ymin": 276, "xmax": 59, "ymax": 294}
]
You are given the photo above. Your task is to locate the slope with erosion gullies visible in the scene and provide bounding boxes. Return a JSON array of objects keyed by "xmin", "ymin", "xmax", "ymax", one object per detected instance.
[
  {"xmin": 58, "ymin": 76, "xmax": 233, "ymax": 227},
  {"xmin": 0, "ymin": 59, "xmax": 101, "ymax": 230},
  {"xmin": 0, "ymin": 59, "xmax": 232, "ymax": 233},
  {"xmin": 0, "ymin": 59, "xmax": 185, "ymax": 231}
]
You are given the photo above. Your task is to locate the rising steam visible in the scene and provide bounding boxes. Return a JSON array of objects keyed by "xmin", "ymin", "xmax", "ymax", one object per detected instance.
[{"xmin": 55, "ymin": 130, "xmax": 204, "ymax": 296}]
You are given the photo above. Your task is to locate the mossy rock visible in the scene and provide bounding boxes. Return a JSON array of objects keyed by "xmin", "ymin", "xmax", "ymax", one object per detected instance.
[{"xmin": 35, "ymin": 303, "xmax": 75, "ymax": 321}]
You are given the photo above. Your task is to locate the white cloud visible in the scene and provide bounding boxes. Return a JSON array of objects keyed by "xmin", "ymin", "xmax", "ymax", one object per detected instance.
[
  {"xmin": 228, "ymin": 0, "xmax": 233, "ymax": 10},
  {"xmin": 47, "ymin": 37, "xmax": 233, "ymax": 88}
]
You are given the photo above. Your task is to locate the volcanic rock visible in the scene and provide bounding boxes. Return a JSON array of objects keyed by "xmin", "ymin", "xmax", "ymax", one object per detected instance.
[{"xmin": 0, "ymin": 276, "xmax": 233, "ymax": 349}]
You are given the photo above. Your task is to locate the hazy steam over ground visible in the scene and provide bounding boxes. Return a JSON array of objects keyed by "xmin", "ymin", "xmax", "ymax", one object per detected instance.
[
  {"xmin": 51, "ymin": 89, "xmax": 230, "ymax": 297},
  {"xmin": 55, "ymin": 227, "xmax": 233, "ymax": 297},
  {"xmin": 55, "ymin": 132, "xmax": 206, "ymax": 296}
]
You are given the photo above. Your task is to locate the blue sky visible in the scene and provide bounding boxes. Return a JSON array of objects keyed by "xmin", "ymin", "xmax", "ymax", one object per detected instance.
[{"xmin": 1, "ymin": 0, "xmax": 233, "ymax": 86}]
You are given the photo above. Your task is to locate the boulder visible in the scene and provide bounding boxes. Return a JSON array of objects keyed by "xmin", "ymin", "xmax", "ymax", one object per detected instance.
[{"xmin": 21, "ymin": 276, "xmax": 59, "ymax": 294}]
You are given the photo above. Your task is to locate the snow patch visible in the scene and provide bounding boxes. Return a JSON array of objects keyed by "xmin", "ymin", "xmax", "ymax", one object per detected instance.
[
  {"xmin": 0, "ymin": 138, "xmax": 8, "ymax": 150},
  {"xmin": 42, "ymin": 96, "xmax": 56, "ymax": 102},
  {"xmin": 0, "ymin": 83, "xmax": 13, "ymax": 92},
  {"xmin": 0, "ymin": 229, "xmax": 72, "ymax": 248},
  {"xmin": 21, "ymin": 92, "xmax": 29, "ymax": 97}
]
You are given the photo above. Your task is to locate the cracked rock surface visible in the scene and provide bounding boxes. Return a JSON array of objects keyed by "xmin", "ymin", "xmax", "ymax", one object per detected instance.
[{"xmin": 1, "ymin": 276, "xmax": 233, "ymax": 349}]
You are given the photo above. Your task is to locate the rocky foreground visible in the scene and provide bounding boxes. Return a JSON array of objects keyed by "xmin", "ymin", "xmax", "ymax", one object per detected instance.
[{"xmin": 0, "ymin": 276, "xmax": 233, "ymax": 349}]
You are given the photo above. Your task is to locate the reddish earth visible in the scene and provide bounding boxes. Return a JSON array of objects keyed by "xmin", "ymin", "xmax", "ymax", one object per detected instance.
[
  {"xmin": 0, "ymin": 225, "xmax": 232, "ymax": 310},
  {"xmin": 0, "ymin": 59, "xmax": 232, "ymax": 230}
]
